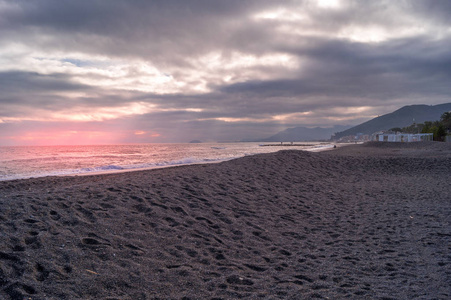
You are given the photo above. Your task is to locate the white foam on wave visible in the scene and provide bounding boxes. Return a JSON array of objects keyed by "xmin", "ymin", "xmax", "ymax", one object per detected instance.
[
  {"xmin": 81, "ymin": 165, "xmax": 125, "ymax": 172},
  {"xmin": 306, "ymin": 144, "xmax": 336, "ymax": 152},
  {"xmin": 0, "ymin": 156, "xmax": 236, "ymax": 181},
  {"xmin": 65, "ymin": 156, "xmax": 236, "ymax": 178}
]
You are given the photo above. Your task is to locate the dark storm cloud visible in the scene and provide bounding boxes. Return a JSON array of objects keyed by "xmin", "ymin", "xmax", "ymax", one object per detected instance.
[
  {"xmin": 0, "ymin": 71, "xmax": 90, "ymax": 118},
  {"xmin": 408, "ymin": 0, "xmax": 451, "ymax": 23},
  {"xmin": 0, "ymin": 0, "xmax": 270, "ymax": 61},
  {"xmin": 0, "ymin": 71, "xmax": 89, "ymax": 95},
  {"xmin": 220, "ymin": 34, "xmax": 451, "ymax": 102},
  {"xmin": 3, "ymin": 0, "xmax": 451, "ymax": 64},
  {"xmin": 0, "ymin": 71, "xmax": 139, "ymax": 119}
]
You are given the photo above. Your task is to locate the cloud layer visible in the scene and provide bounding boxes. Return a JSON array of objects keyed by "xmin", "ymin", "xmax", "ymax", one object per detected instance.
[{"xmin": 1, "ymin": 0, "xmax": 451, "ymax": 145}]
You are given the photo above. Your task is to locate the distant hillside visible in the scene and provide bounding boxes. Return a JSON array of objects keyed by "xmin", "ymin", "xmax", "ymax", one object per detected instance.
[
  {"xmin": 255, "ymin": 125, "xmax": 352, "ymax": 142},
  {"xmin": 333, "ymin": 103, "xmax": 451, "ymax": 139}
]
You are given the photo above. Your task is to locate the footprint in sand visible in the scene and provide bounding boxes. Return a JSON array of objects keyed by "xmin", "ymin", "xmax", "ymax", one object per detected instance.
[
  {"xmin": 34, "ymin": 262, "xmax": 50, "ymax": 282},
  {"xmin": 226, "ymin": 275, "xmax": 254, "ymax": 285}
]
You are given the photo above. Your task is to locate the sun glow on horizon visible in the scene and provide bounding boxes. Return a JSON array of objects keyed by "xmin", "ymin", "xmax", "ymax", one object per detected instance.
[
  {"xmin": 134, "ymin": 131, "xmax": 161, "ymax": 138},
  {"xmin": 5, "ymin": 130, "xmax": 122, "ymax": 146}
]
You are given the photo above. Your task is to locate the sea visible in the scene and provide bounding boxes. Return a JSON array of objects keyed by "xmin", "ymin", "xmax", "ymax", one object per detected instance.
[{"xmin": 0, "ymin": 142, "xmax": 334, "ymax": 181}]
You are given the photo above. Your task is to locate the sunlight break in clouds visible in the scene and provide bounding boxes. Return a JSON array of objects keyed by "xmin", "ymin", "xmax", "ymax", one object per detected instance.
[
  {"xmin": 322, "ymin": 106, "xmax": 377, "ymax": 122},
  {"xmin": 0, "ymin": 50, "xmax": 182, "ymax": 94},
  {"xmin": 52, "ymin": 102, "xmax": 154, "ymax": 122},
  {"xmin": 253, "ymin": 8, "xmax": 306, "ymax": 21},
  {"xmin": 272, "ymin": 111, "xmax": 312, "ymax": 122},
  {"xmin": 338, "ymin": 25, "xmax": 428, "ymax": 44},
  {"xmin": 183, "ymin": 51, "xmax": 301, "ymax": 92},
  {"xmin": 316, "ymin": 0, "xmax": 341, "ymax": 9},
  {"xmin": 5, "ymin": 102, "xmax": 157, "ymax": 123}
]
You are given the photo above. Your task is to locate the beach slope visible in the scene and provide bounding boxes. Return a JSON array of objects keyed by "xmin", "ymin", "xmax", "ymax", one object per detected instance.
[{"xmin": 1, "ymin": 142, "xmax": 450, "ymax": 299}]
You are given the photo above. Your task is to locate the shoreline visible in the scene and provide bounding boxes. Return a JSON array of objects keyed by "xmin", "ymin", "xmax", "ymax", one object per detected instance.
[
  {"xmin": 67, "ymin": 142, "xmax": 342, "ymax": 179},
  {"xmin": 0, "ymin": 142, "xmax": 340, "ymax": 183},
  {"xmin": 1, "ymin": 141, "xmax": 450, "ymax": 299}
]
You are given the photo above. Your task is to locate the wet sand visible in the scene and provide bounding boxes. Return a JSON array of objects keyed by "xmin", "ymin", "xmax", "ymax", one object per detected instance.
[{"xmin": 1, "ymin": 142, "xmax": 450, "ymax": 299}]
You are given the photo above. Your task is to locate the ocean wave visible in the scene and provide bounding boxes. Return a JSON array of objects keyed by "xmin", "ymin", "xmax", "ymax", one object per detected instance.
[
  {"xmin": 80, "ymin": 165, "xmax": 125, "ymax": 172},
  {"xmin": 0, "ymin": 157, "xmax": 233, "ymax": 181}
]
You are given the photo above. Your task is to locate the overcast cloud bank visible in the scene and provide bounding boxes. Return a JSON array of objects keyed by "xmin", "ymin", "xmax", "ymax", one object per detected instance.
[{"xmin": 1, "ymin": 0, "xmax": 451, "ymax": 145}]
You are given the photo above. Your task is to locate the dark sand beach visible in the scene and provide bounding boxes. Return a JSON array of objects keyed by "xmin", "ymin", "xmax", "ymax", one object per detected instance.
[{"xmin": 1, "ymin": 142, "xmax": 450, "ymax": 299}]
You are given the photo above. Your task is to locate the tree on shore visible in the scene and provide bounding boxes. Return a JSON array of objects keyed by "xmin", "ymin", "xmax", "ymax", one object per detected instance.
[
  {"xmin": 440, "ymin": 112, "xmax": 451, "ymax": 131},
  {"xmin": 433, "ymin": 124, "xmax": 446, "ymax": 141},
  {"xmin": 393, "ymin": 112, "xmax": 450, "ymax": 141}
]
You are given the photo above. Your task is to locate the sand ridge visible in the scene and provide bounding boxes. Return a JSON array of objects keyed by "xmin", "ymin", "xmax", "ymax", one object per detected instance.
[{"xmin": 0, "ymin": 142, "xmax": 450, "ymax": 299}]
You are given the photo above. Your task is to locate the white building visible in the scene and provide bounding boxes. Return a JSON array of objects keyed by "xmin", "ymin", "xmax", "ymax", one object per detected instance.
[{"xmin": 374, "ymin": 133, "xmax": 433, "ymax": 142}]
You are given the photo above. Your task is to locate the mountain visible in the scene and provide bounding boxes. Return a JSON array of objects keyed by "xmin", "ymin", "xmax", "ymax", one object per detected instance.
[
  {"xmin": 256, "ymin": 125, "xmax": 352, "ymax": 142},
  {"xmin": 333, "ymin": 103, "xmax": 451, "ymax": 140}
]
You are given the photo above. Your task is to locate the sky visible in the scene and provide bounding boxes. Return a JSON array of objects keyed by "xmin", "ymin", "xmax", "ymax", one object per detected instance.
[{"xmin": 1, "ymin": 0, "xmax": 451, "ymax": 145}]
